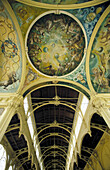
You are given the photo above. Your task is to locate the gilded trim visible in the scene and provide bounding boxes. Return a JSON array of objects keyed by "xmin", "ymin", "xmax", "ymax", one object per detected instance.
[{"xmin": 16, "ymin": 0, "xmax": 109, "ymax": 10}]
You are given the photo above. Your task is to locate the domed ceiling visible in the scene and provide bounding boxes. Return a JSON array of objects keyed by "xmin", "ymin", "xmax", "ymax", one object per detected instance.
[{"xmin": 26, "ymin": 13, "xmax": 85, "ymax": 76}]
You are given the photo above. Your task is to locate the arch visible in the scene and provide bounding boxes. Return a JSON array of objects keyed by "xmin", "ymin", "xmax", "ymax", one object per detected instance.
[
  {"xmin": 90, "ymin": 113, "xmax": 109, "ymax": 135},
  {"xmin": 45, "ymin": 159, "xmax": 65, "ymax": 169},
  {"xmin": 17, "ymin": 158, "xmax": 31, "ymax": 169},
  {"xmin": 36, "ymin": 122, "xmax": 72, "ymax": 132},
  {"xmin": 90, "ymin": 123, "xmax": 110, "ymax": 136},
  {"xmin": 6, "ymin": 113, "xmax": 21, "ymax": 132},
  {"xmin": 40, "ymin": 145, "xmax": 67, "ymax": 159},
  {"xmin": 28, "ymin": 102, "xmax": 79, "ymax": 121},
  {"xmin": 42, "ymin": 151, "xmax": 66, "ymax": 162},
  {"xmin": 5, "ymin": 111, "xmax": 23, "ymax": 134},
  {"xmin": 35, "ymin": 123, "xmax": 71, "ymax": 137},
  {"xmin": 5, "ymin": 123, "xmax": 20, "ymax": 133},
  {"xmin": 47, "ymin": 164, "xmax": 64, "ymax": 169},
  {"xmin": 15, "ymin": 0, "xmax": 108, "ymax": 10},
  {"xmin": 37, "ymin": 133, "xmax": 70, "ymax": 146},
  {"xmin": 23, "ymin": 80, "xmax": 91, "ymax": 99},
  {"xmin": 11, "ymin": 147, "xmax": 28, "ymax": 164}
]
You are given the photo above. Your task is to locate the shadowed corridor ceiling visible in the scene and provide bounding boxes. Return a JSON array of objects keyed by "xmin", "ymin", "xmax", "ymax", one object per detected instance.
[{"xmin": 4, "ymin": 85, "xmax": 109, "ymax": 169}]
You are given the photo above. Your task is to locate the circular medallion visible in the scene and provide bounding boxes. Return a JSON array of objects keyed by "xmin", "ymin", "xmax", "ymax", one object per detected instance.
[{"xmin": 27, "ymin": 12, "xmax": 86, "ymax": 76}]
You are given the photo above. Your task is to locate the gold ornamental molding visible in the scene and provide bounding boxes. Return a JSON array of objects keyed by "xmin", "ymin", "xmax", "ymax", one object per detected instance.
[
  {"xmin": 22, "ymin": 79, "xmax": 91, "ymax": 99},
  {"xmin": 16, "ymin": 0, "xmax": 109, "ymax": 10}
]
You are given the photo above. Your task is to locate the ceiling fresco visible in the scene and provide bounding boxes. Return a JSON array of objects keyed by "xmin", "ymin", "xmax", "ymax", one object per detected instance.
[
  {"xmin": 0, "ymin": 1, "xmax": 22, "ymax": 93},
  {"xmin": 90, "ymin": 13, "xmax": 110, "ymax": 93},
  {"xmin": 27, "ymin": 13, "xmax": 85, "ymax": 76},
  {"xmin": 32, "ymin": 0, "xmax": 92, "ymax": 5},
  {"xmin": 6, "ymin": 0, "xmax": 110, "ymax": 93}
]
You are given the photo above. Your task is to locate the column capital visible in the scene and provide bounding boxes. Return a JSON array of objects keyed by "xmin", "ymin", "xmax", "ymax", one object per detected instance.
[
  {"xmin": 0, "ymin": 94, "xmax": 23, "ymax": 109},
  {"xmin": 8, "ymin": 94, "xmax": 24, "ymax": 110},
  {"xmin": 92, "ymin": 96, "xmax": 110, "ymax": 110}
]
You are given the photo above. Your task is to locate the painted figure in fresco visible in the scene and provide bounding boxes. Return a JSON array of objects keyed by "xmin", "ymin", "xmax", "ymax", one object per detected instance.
[
  {"xmin": 77, "ymin": 74, "xmax": 85, "ymax": 84},
  {"xmin": 18, "ymin": 6, "xmax": 27, "ymax": 19},
  {"xmin": 46, "ymin": 17, "xmax": 67, "ymax": 32},
  {"xmin": 35, "ymin": 24, "xmax": 45, "ymax": 36},
  {"xmin": 85, "ymin": 7, "xmax": 102, "ymax": 23},
  {"xmin": 26, "ymin": 68, "xmax": 37, "ymax": 82},
  {"xmin": 91, "ymin": 46, "xmax": 110, "ymax": 91},
  {"xmin": 92, "ymin": 47, "xmax": 107, "ymax": 73},
  {"xmin": 46, "ymin": 20, "xmax": 53, "ymax": 32},
  {"xmin": 0, "ymin": 72, "xmax": 19, "ymax": 89},
  {"xmin": 16, "ymin": 6, "xmax": 29, "ymax": 25},
  {"xmin": 92, "ymin": 67, "xmax": 109, "ymax": 90},
  {"xmin": 100, "ymin": 16, "xmax": 110, "ymax": 45}
]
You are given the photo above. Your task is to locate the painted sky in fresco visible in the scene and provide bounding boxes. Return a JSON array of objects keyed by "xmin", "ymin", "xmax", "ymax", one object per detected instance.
[{"xmin": 0, "ymin": 1, "xmax": 22, "ymax": 92}]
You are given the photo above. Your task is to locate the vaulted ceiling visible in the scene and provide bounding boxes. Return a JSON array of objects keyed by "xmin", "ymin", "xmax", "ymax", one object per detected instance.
[{"xmin": 0, "ymin": 0, "xmax": 110, "ymax": 169}]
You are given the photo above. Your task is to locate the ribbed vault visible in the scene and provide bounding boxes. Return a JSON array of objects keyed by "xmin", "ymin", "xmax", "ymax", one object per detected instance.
[{"xmin": 30, "ymin": 85, "xmax": 79, "ymax": 169}]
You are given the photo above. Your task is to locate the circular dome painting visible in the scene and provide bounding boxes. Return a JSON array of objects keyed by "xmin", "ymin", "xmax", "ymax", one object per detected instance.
[{"xmin": 27, "ymin": 13, "xmax": 86, "ymax": 76}]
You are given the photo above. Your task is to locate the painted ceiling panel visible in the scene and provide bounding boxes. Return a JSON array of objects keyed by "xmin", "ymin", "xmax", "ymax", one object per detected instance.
[
  {"xmin": 27, "ymin": 13, "xmax": 85, "ymax": 76},
  {"xmin": 90, "ymin": 13, "xmax": 110, "ymax": 93},
  {"xmin": 0, "ymin": 1, "xmax": 22, "ymax": 93}
]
